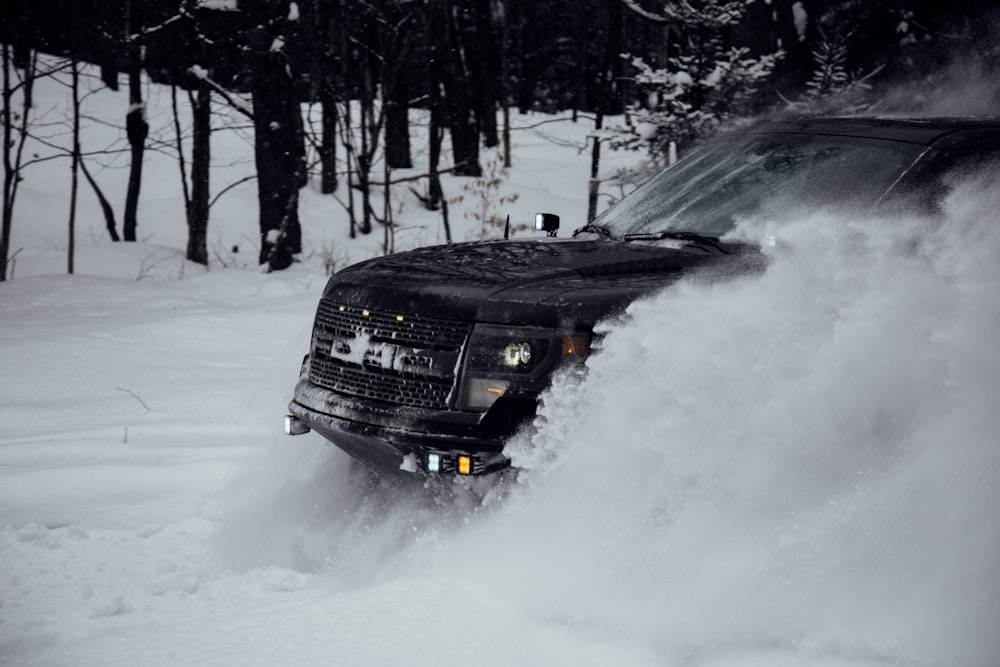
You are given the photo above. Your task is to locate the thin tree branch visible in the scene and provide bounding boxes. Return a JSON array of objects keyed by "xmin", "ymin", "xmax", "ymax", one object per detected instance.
[
  {"xmin": 209, "ymin": 174, "xmax": 255, "ymax": 209},
  {"xmin": 171, "ymin": 83, "xmax": 192, "ymax": 211},
  {"xmin": 116, "ymin": 386, "xmax": 151, "ymax": 411},
  {"xmin": 78, "ymin": 157, "xmax": 120, "ymax": 241},
  {"xmin": 369, "ymin": 164, "xmax": 462, "ymax": 187}
]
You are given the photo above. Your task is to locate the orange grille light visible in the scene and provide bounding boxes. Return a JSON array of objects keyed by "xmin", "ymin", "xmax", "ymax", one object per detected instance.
[{"xmin": 457, "ymin": 455, "xmax": 472, "ymax": 475}]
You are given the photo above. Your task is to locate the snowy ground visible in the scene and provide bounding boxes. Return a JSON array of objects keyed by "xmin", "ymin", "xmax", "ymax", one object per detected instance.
[{"xmin": 2, "ymin": 63, "xmax": 999, "ymax": 666}]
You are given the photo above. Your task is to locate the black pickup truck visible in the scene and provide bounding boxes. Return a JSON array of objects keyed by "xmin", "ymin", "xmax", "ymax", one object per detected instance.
[{"xmin": 285, "ymin": 116, "xmax": 1000, "ymax": 477}]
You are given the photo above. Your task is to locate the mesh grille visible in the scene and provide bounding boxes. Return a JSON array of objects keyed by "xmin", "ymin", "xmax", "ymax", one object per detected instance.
[
  {"xmin": 314, "ymin": 301, "xmax": 468, "ymax": 349},
  {"xmin": 308, "ymin": 301, "xmax": 471, "ymax": 409},
  {"xmin": 309, "ymin": 362, "xmax": 454, "ymax": 408}
]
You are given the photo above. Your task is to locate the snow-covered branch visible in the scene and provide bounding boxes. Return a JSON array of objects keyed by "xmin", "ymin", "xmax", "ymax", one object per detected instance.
[
  {"xmin": 188, "ymin": 66, "xmax": 254, "ymax": 120},
  {"xmin": 619, "ymin": 0, "xmax": 669, "ymax": 24}
]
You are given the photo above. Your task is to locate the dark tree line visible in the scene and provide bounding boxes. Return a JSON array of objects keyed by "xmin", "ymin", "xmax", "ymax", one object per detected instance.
[{"xmin": 2, "ymin": 0, "xmax": 997, "ymax": 278}]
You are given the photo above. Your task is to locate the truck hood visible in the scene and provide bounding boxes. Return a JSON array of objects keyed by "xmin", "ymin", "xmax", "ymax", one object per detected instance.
[{"xmin": 324, "ymin": 238, "xmax": 752, "ymax": 328}]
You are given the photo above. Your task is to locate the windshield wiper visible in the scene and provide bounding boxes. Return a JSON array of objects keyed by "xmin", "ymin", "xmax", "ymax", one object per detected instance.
[
  {"xmin": 623, "ymin": 230, "xmax": 732, "ymax": 254},
  {"xmin": 572, "ymin": 223, "xmax": 613, "ymax": 239}
]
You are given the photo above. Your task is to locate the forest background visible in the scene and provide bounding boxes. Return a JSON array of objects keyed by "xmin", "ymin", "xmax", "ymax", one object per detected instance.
[{"xmin": 2, "ymin": 0, "xmax": 998, "ymax": 280}]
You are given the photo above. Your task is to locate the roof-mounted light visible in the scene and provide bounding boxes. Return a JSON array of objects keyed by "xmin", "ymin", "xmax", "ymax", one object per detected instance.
[{"xmin": 535, "ymin": 213, "xmax": 560, "ymax": 237}]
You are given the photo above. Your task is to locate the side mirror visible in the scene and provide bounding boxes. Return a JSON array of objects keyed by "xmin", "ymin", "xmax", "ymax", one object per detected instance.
[{"xmin": 535, "ymin": 213, "xmax": 560, "ymax": 237}]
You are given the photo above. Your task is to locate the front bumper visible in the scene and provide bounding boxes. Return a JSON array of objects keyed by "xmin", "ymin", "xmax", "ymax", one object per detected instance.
[{"xmin": 288, "ymin": 378, "xmax": 533, "ymax": 476}]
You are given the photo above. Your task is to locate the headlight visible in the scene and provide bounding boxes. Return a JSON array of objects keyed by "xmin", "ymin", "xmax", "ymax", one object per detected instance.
[
  {"xmin": 500, "ymin": 342, "xmax": 532, "ymax": 368},
  {"xmin": 463, "ymin": 324, "xmax": 553, "ymax": 376},
  {"xmin": 457, "ymin": 324, "xmax": 587, "ymax": 412}
]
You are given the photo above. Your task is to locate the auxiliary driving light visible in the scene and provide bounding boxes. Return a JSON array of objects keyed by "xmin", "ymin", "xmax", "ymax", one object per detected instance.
[
  {"xmin": 285, "ymin": 415, "xmax": 312, "ymax": 435},
  {"xmin": 457, "ymin": 455, "xmax": 472, "ymax": 475},
  {"xmin": 535, "ymin": 212, "xmax": 560, "ymax": 236},
  {"xmin": 427, "ymin": 452, "xmax": 442, "ymax": 473},
  {"xmin": 284, "ymin": 415, "xmax": 310, "ymax": 436}
]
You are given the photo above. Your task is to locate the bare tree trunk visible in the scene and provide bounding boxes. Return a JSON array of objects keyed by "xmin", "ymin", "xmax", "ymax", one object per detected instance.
[
  {"xmin": 341, "ymin": 101, "xmax": 357, "ymax": 239},
  {"xmin": 9, "ymin": 0, "xmax": 30, "ymax": 72},
  {"xmin": 249, "ymin": 22, "xmax": 305, "ymax": 270},
  {"xmin": 187, "ymin": 81, "xmax": 210, "ymax": 265},
  {"xmin": 264, "ymin": 162, "xmax": 305, "ymax": 272},
  {"xmin": 438, "ymin": 0, "xmax": 480, "ymax": 176},
  {"xmin": 383, "ymin": 153, "xmax": 392, "ymax": 255},
  {"xmin": 169, "ymin": 46, "xmax": 210, "ymax": 265},
  {"xmin": 99, "ymin": 0, "xmax": 119, "ymax": 91},
  {"xmin": 358, "ymin": 48, "xmax": 373, "ymax": 235},
  {"xmin": 439, "ymin": 188, "xmax": 452, "ymax": 244},
  {"xmin": 573, "ymin": 6, "xmax": 585, "ymax": 121},
  {"xmin": 1, "ymin": 26, "xmax": 35, "ymax": 280},
  {"xmin": 316, "ymin": 0, "xmax": 338, "ymax": 194},
  {"xmin": 586, "ymin": 123, "xmax": 603, "ymax": 223},
  {"xmin": 513, "ymin": 0, "xmax": 539, "ymax": 115},
  {"xmin": 497, "ymin": 0, "xmax": 511, "ymax": 167},
  {"xmin": 123, "ymin": 0, "xmax": 147, "ymax": 242},
  {"xmin": 384, "ymin": 6, "xmax": 414, "ymax": 170},
  {"xmin": 474, "ymin": 0, "xmax": 499, "ymax": 149},
  {"xmin": 384, "ymin": 75, "xmax": 412, "ymax": 169},
  {"xmin": 320, "ymin": 82, "xmax": 338, "ymax": 193},
  {"xmin": 170, "ymin": 83, "xmax": 191, "ymax": 222},
  {"xmin": 586, "ymin": 0, "xmax": 622, "ymax": 223},
  {"xmin": 1, "ymin": 43, "xmax": 14, "ymax": 281},
  {"xmin": 426, "ymin": 8, "xmax": 445, "ymax": 214},
  {"xmin": 68, "ymin": 57, "xmax": 80, "ymax": 275}
]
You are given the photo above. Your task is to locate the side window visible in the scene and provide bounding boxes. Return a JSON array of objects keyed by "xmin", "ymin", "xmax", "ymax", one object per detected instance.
[
  {"xmin": 900, "ymin": 141, "xmax": 1000, "ymax": 213},
  {"xmin": 938, "ymin": 147, "xmax": 1000, "ymax": 187}
]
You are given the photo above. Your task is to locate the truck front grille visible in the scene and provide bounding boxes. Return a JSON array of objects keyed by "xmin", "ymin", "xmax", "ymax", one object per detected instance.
[{"xmin": 308, "ymin": 301, "xmax": 471, "ymax": 409}]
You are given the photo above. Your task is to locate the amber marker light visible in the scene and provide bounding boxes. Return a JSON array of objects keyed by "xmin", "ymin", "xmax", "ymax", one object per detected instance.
[
  {"xmin": 362, "ymin": 309, "xmax": 370, "ymax": 317},
  {"xmin": 457, "ymin": 456, "xmax": 472, "ymax": 475},
  {"xmin": 561, "ymin": 335, "xmax": 587, "ymax": 356},
  {"xmin": 396, "ymin": 315, "xmax": 405, "ymax": 322}
]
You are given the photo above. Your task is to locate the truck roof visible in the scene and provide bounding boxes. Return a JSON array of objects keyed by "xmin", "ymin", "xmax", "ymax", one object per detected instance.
[{"xmin": 740, "ymin": 116, "xmax": 1000, "ymax": 146}]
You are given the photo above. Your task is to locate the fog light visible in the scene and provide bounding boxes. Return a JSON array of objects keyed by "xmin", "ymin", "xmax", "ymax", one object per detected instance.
[
  {"xmin": 427, "ymin": 452, "xmax": 441, "ymax": 473},
  {"xmin": 460, "ymin": 378, "xmax": 509, "ymax": 412},
  {"xmin": 457, "ymin": 455, "xmax": 472, "ymax": 475}
]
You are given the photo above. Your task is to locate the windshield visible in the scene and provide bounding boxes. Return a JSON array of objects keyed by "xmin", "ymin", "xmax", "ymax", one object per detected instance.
[{"xmin": 593, "ymin": 133, "xmax": 923, "ymax": 238}]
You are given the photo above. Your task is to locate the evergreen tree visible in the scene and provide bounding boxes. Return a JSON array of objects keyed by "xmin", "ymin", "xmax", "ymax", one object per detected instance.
[{"xmin": 610, "ymin": 0, "xmax": 781, "ymax": 166}]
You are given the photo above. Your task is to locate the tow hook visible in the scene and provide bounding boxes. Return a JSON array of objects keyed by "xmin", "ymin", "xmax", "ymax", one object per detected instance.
[{"xmin": 284, "ymin": 415, "xmax": 311, "ymax": 436}]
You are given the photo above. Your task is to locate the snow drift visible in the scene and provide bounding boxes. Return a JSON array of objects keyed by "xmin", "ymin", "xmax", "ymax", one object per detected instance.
[{"xmin": 205, "ymin": 181, "xmax": 1000, "ymax": 666}]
